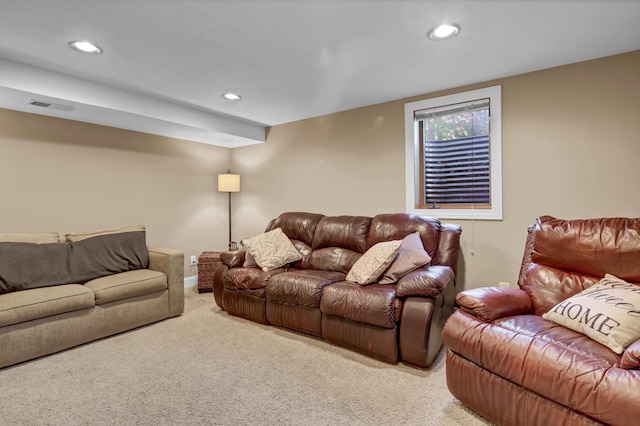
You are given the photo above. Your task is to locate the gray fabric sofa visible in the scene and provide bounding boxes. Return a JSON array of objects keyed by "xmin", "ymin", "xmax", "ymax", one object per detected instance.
[{"xmin": 0, "ymin": 227, "xmax": 184, "ymax": 369}]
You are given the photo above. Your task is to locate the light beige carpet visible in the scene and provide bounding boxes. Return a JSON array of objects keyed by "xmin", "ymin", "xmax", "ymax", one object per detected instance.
[{"xmin": 0, "ymin": 288, "xmax": 493, "ymax": 426}]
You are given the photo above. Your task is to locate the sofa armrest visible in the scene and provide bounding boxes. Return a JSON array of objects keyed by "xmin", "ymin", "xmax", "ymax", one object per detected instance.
[
  {"xmin": 396, "ymin": 265, "xmax": 455, "ymax": 298},
  {"xmin": 621, "ymin": 340, "xmax": 640, "ymax": 370},
  {"xmin": 148, "ymin": 246, "xmax": 184, "ymax": 317},
  {"xmin": 220, "ymin": 250, "xmax": 246, "ymax": 268},
  {"xmin": 456, "ymin": 287, "xmax": 533, "ymax": 322}
]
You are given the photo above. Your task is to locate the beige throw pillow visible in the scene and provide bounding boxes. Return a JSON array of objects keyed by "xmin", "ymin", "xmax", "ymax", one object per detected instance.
[
  {"xmin": 542, "ymin": 274, "xmax": 640, "ymax": 354},
  {"xmin": 241, "ymin": 228, "xmax": 302, "ymax": 272},
  {"xmin": 346, "ymin": 240, "xmax": 402, "ymax": 285},
  {"xmin": 378, "ymin": 232, "xmax": 431, "ymax": 284}
]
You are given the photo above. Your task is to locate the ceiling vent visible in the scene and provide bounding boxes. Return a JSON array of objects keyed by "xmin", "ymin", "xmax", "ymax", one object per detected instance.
[{"xmin": 26, "ymin": 98, "xmax": 74, "ymax": 111}]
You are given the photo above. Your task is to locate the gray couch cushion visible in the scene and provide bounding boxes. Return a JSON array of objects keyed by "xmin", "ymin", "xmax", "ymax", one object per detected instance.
[
  {"xmin": 0, "ymin": 230, "xmax": 149, "ymax": 294},
  {"xmin": 0, "ymin": 284, "xmax": 94, "ymax": 327}
]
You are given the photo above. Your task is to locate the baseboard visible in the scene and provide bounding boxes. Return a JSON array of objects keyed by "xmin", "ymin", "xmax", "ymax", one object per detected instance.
[{"xmin": 184, "ymin": 275, "xmax": 197, "ymax": 288}]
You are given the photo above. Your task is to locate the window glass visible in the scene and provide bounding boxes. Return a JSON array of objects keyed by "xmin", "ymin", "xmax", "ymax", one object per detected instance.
[{"xmin": 404, "ymin": 86, "xmax": 502, "ymax": 220}]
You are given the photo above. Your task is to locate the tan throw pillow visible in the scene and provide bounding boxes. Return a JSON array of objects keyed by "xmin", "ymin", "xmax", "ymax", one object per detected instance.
[
  {"xmin": 0, "ymin": 232, "xmax": 60, "ymax": 243},
  {"xmin": 65, "ymin": 225, "xmax": 145, "ymax": 242},
  {"xmin": 378, "ymin": 232, "xmax": 431, "ymax": 284},
  {"xmin": 241, "ymin": 228, "xmax": 302, "ymax": 272},
  {"xmin": 346, "ymin": 240, "xmax": 402, "ymax": 285},
  {"xmin": 542, "ymin": 274, "xmax": 640, "ymax": 354}
]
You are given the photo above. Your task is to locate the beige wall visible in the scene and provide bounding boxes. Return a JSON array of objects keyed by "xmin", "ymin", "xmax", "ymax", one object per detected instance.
[
  {"xmin": 2, "ymin": 51, "xmax": 639, "ymax": 287},
  {"xmin": 234, "ymin": 50, "xmax": 640, "ymax": 290},
  {"xmin": 0, "ymin": 110, "xmax": 232, "ymax": 275}
]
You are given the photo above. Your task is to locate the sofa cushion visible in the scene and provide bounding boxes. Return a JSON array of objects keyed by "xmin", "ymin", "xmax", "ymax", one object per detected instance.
[
  {"xmin": 0, "ymin": 284, "xmax": 94, "ymax": 327},
  {"xmin": 265, "ymin": 212, "xmax": 324, "ymax": 246},
  {"xmin": 312, "ymin": 216, "xmax": 371, "ymax": 253},
  {"xmin": 320, "ymin": 281, "xmax": 398, "ymax": 329},
  {"xmin": 290, "ymin": 240, "xmax": 313, "ymax": 269},
  {"xmin": 0, "ymin": 232, "xmax": 60, "ymax": 243},
  {"xmin": 542, "ymin": 274, "xmax": 640, "ymax": 354},
  {"xmin": 368, "ymin": 213, "xmax": 441, "ymax": 256},
  {"xmin": 84, "ymin": 269, "xmax": 167, "ymax": 305},
  {"xmin": 621, "ymin": 340, "xmax": 640, "ymax": 369},
  {"xmin": 64, "ymin": 225, "xmax": 146, "ymax": 242},
  {"xmin": 307, "ymin": 247, "xmax": 362, "ymax": 274},
  {"xmin": 523, "ymin": 216, "xmax": 640, "ymax": 314},
  {"xmin": 531, "ymin": 216, "xmax": 640, "ymax": 282},
  {"xmin": 266, "ymin": 270, "xmax": 346, "ymax": 308},
  {"xmin": 0, "ymin": 230, "xmax": 149, "ymax": 294},
  {"xmin": 379, "ymin": 232, "xmax": 431, "ymax": 284},
  {"xmin": 443, "ymin": 311, "xmax": 627, "ymax": 421},
  {"xmin": 241, "ymin": 228, "xmax": 302, "ymax": 271},
  {"xmin": 223, "ymin": 267, "xmax": 290, "ymax": 292},
  {"xmin": 346, "ymin": 240, "xmax": 402, "ymax": 285}
]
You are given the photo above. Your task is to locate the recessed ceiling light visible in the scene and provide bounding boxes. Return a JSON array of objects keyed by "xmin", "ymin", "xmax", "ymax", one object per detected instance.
[
  {"xmin": 67, "ymin": 41, "xmax": 103, "ymax": 55},
  {"xmin": 427, "ymin": 24, "xmax": 461, "ymax": 41},
  {"xmin": 221, "ymin": 93, "xmax": 241, "ymax": 101}
]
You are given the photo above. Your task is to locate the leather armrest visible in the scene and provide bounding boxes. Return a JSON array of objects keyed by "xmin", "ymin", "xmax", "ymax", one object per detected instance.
[
  {"xmin": 456, "ymin": 287, "xmax": 534, "ymax": 322},
  {"xmin": 621, "ymin": 340, "xmax": 640, "ymax": 369},
  {"xmin": 220, "ymin": 250, "xmax": 246, "ymax": 268},
  {"xmin": 396, "ymin": 265, "xmax": 454, "ymax": 298}
]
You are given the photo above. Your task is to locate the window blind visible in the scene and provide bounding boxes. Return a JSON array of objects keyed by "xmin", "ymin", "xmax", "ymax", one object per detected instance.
[{"xmin": 422, "ymin": 134, "xmax": 490, "ymax": 207}]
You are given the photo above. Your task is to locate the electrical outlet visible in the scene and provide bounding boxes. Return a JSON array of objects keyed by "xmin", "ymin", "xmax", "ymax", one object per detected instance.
[
  {"xmin": 498, "ymin": 281, "xmax": 510, "ymax": 288},
  {"xmin": 190, "ymin": 255, "xmax": 197, "ymax": 266}
]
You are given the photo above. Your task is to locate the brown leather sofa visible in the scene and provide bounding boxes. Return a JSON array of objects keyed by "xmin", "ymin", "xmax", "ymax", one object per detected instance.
[
  {"xmin": 213, "ymin": 212, "xmax": 461, "ymax": 367},
  {"xmin": 442, "ymin": 216, "xmax": 640, "ymax": 426}
]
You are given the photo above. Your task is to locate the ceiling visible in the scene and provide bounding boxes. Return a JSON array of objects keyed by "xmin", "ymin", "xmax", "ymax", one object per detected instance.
[{"xmin": 1, "ymin": 1, "xmax": 639, "ymax": 148}]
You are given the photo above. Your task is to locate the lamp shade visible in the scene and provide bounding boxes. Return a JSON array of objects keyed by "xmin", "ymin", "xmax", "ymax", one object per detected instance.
[{"xmin": 218, "ymin": 173, "xmax": 240, "ymax": 192}]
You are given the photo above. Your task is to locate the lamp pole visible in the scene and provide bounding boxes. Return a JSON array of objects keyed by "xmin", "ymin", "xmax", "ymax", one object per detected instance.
[{"xmin": 227, "ymin": 190, "xmax": 235, "ymax": 251}]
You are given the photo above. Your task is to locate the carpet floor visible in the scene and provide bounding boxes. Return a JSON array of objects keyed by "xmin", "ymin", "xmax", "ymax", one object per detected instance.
[{"xmin": 0, "ymin": 287, "xmax": 493, "ymax": 426}]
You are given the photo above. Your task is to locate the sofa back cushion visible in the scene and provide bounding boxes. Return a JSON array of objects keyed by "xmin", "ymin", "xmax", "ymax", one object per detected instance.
[
  {"xmin": 312, "ymin": 216, "xmax": 371, "ymax": 253},
  {"xmin": 519, "ymin": 215, "xmax": 640, "ymax": 315},
  {"xmin": 0, "ymin": 230, "xmax": 149, "ymax": 295},
  {"xmin": 306, "ymin": 248, "xmax": 361, "ymax": 274},
  {"xmin": 304, "ymin": 216, "xmax": 370, "ymax": 273},
  {"xmin": 0, "ymin": 232, "xmax": 60, "ymax": 243},
  {"xmin": 64, "ymin": 225, "xmax": 145, "ymax": 242},
  {"xmin": 265, "ymin": 212, "xmax": 324, "ymax": 246},
  {"xmin": 265, "ymin": 213, "xmax": 324, "ymax": 269},
  {"xmin": 368, "ymin": 214, "xmax": 440, "ymax": 257}
]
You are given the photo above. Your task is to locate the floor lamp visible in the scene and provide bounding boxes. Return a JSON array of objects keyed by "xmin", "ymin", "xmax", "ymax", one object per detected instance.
[{"xmin": 217, "ymin": 172, "xmax": 240, "ymax": 251}]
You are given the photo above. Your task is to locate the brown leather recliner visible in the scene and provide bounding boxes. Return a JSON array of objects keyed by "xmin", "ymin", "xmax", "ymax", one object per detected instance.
[
  {"xmin": 213, "ymin": 212, "xmax": 461, "ymax": 367},
  {"xmin": 442, "ymin": 215, "xmax": 640, "ymax": 426}
]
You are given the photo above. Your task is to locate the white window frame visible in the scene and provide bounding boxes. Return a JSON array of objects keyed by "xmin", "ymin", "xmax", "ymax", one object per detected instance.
[{"xmin": 404, "ymin": 85, "xmax": 502, "ymax": 220}]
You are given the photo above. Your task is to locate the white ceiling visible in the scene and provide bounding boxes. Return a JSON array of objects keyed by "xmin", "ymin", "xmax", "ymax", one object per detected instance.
[{"xmin": 1, "ymin": 1, "xmax": 639, "ymax": 148}]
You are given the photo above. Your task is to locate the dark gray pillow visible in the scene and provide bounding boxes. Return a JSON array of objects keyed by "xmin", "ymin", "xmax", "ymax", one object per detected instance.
[{"xmin": 0, "ymin": 230, "xmax": 148, "ymax": 294}]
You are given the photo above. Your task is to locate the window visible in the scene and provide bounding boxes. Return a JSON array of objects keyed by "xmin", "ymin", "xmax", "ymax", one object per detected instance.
[{"xmin": 404, "ymin": 86, "xmax": 502, "ymax": 220}]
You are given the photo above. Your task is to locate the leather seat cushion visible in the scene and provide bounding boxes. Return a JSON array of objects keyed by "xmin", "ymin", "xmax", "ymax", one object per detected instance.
[
  {"xmin": 266, "ymin": 270, "xmax": 345, "ymax": 308},
  {"xmin": 443, "ymin": 311, "xmax": 638, "ymax": 423},
  {"xmin": 320, "ymin": 281, "xmax": 398, "ymax": 329}
]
